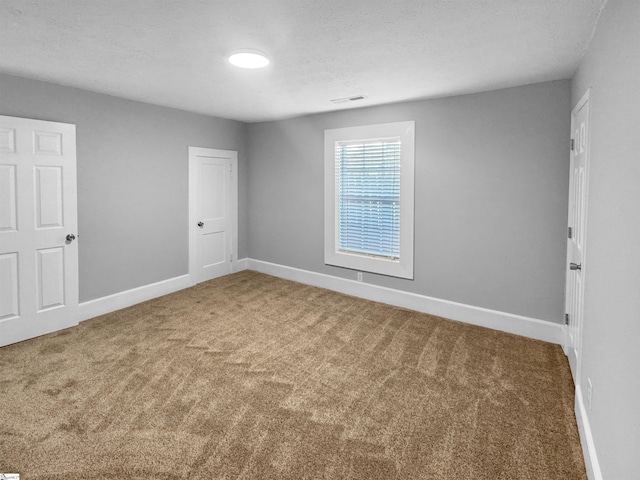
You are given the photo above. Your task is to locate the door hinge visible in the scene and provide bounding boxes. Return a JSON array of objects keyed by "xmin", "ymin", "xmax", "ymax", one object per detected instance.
[
  {"xmin": 229, "ymin": 254, "xmax": 233, "ymax": 262},
  {"xmin": 565, "ymin": 313, "xmax": 570, "ymax": 325},
  {"xmin": 570, "ymin": 138, "xmax": 575, "ymax": 151},
  {"xmin": 568, "ymin": 226, "xmax": 572, "ymax": 239},
  {"xmin": 229, "ymin": 164, "xmax": 233, "ymax": 174}
]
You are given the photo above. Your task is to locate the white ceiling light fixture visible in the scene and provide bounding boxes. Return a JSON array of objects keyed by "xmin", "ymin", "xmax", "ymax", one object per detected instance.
[{"xmin": 228, "ymin": 50, "xmax": 270, "ymax": 69}]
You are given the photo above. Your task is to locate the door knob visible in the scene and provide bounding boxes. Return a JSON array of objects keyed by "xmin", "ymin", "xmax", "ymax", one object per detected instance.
[
  {"xmin": 66, "ymin": 233, "xmax": 76, "ymax": 242},
  {"xmin": 197, "ymin": 222, "xmax": 204, "ymax": 228},
  {"xmin": 569, "ymin": 262, "xmax": 581, "ymax": 271}
]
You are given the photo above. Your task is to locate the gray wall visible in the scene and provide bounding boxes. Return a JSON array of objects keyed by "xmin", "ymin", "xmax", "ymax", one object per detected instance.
[
  {"xmin": 571, "ymin": 0, "xmax": 640, "ymax": 477},
  {"xmin": 0, "ymin": 72, "xmax": 247, "ymax": 302},
  {"xmin": 0, "ymin": 73, "xmax": 571, "ymax": 324},
  {"xmin": 247, "ymin": 80, "xmax": 571, "ymax": 322}
]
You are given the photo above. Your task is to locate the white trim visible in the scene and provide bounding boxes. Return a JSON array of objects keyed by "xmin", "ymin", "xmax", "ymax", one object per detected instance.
[
  {"xmin": 575, "ymin": 385, "xmax": 603, "ymax": 480},
  {"xmin": 76, "ymin": 257, "xmax": 564, "ymax": 344},
  {"xmin": 76, "ymin": 258, "xmax": 249, "ymax": 324},
  {"xmin": 76, "ymin": 259, "xmax": 249, "ymax": 325},
  {"xmin": 245, "ymin": 259, "xmax": 564, "ymax": 344},
  {"xmin": 235, "ymin": 257, "xmax": 250, "ymax": 272},
  {"xmin": 324, "ymin": 121, "xmax": 415, "ymax": 279},
  {"xmin": 76, "ymin": 274, "xmax": 191, "ymax": 323}
]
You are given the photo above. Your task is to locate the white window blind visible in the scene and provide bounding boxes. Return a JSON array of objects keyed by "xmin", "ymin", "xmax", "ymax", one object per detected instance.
[{"xmin": 336, "ymin": 139, "xmax": 401, "ymax": 259}]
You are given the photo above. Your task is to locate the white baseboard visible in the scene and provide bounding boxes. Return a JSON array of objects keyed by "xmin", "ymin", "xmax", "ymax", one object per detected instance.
[
  {"xmin": 234, "ymin": 257, "xmax": 250, "ymax": 272},
  {"xmin": 76, "ymin": 258, "xmax": 564, "ymax": 346},
  {"xmin": 76, "ymin": 258, "xmax": 248, "ymax": 324},
  {"xmin": 244, "ymin": 259, "xmax": 564, "ymax": 345},
  {"xmin": 575, "ymin": 385, "xmax": 603, "ymax": 480},
  {"xmin": 77, "ymin": 274, "xmax": 192, "ymax": 323}
]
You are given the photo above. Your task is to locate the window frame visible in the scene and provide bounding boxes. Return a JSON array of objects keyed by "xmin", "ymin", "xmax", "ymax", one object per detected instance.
[{"xmin": 324, "ymin": 121, "xmax": 415, "ymax": 279}]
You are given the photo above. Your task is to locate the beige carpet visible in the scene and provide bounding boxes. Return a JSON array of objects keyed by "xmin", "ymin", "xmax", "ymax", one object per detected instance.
[{"xmin": 0, "ymin": 270, "xmax": 586, "ymax": 479}]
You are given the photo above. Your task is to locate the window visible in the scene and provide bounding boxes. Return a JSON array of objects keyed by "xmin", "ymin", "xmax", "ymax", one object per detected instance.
[{"xmin": 324, "ymin": 121, "xmax": 414, "ymax": 279}]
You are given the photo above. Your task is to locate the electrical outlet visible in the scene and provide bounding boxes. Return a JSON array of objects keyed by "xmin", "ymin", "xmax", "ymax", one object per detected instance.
[
  {"xmin": 357, "ymin": 272, "xmax": 363, "ymax": 282},
  {"xmin": 587, "ymin": 378, "xmax": 593, "ymax": 411}
]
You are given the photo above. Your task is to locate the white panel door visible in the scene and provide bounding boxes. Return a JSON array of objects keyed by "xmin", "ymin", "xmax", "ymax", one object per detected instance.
[
  {"xmin": 0, "ymin": 115, "xmax": 78, "ymax": 347},
  {"xmin": 189, "ymin": 147, "xmax": 237, "ymax": 284},
  {"xmin": 565, "ymin": 91, "xmax": 590, "ymax": 382}
]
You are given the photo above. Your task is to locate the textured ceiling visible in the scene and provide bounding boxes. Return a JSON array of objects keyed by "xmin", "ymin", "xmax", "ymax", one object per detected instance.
[{"xmin": 0, "ymin": 0, "xmax": 606, "ymax": 123}]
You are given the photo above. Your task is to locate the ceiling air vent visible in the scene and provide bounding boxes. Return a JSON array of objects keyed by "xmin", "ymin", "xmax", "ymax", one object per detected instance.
[{"xmin": 330, "ymin": 95, "xmax": 367, "ymax": 105}]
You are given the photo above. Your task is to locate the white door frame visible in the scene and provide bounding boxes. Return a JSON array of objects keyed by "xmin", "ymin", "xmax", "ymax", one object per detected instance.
[
  {"xmin": 188, "ymin": 146, "xmax": 238, "ymax": 285},
  {"xmin": 564, "ymin": 89, "xmax": 591, "ymax": 383}
]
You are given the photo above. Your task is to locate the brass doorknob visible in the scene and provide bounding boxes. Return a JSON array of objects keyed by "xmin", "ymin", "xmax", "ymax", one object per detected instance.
[
  {"xmin": 197, "ymin": 222, "xmax": 204, "ymax": 228},
  {"xmin": 569, "ymin": 263, "xmax": 581, "ymax": 271},
  {"xmin": 66, "ymin": 233, "xmax": 76, "ymax": 242}
]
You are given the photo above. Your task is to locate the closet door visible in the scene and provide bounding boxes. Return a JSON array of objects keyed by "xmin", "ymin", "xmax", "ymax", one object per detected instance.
[{"xmin": 189, "ymin": 147, "xmax": 238, "ymax": 284}]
